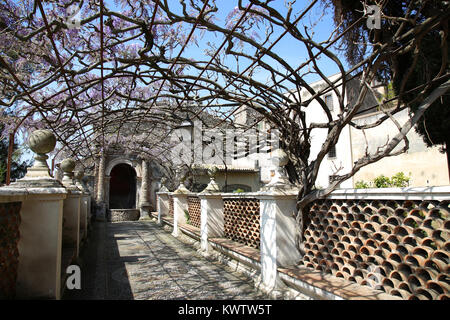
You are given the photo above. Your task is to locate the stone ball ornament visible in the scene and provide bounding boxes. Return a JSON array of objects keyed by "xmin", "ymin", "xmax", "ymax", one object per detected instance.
[
  {"xmin": 27, "ymin": 129, "xmax": 57, "ymax": 155},
  {"xmin": 60, "ymin": 158, "xmax": 76, "ymax": 173},
  {"xmin": 74, "ymin": 169, "xmax": 84, "ymax": 180},
  {"xmin": 271, "ymin": 148, "xmax": 289, "ymax": 167}
]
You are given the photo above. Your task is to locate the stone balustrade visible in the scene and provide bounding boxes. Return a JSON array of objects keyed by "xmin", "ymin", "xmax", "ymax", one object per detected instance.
[
  {"xmin": 156, "ymin": 185, "xmax": 450, "ymax": 299},
  {"xmin": 0, "ymin": 130, "xmax": 92, "ymax": 300}
]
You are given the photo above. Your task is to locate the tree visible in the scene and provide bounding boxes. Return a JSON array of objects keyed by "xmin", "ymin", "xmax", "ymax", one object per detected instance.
[
  {"xmin": 321, "ymin": 0, "xmax": 450, "ymax": 176},
  {"xmin": 0, "ymin": 0, "xmax": 448, "ymax": 251},
  {"xmin": 0, "ymin": 112, "xmax": 31, "ymax": 184}
]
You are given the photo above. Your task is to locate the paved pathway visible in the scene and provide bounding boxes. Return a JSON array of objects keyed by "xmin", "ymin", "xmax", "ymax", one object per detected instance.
[{"xmin": 64, "ymin": 221, "xmax": 269, "ymax": 300}]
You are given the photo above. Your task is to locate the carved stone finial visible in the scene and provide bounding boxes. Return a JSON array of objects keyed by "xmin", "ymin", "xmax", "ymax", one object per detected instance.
[
  {"xmin": 262, "ymin": 148, "xmax": 293, "ymax": 191},
  {"xmin": 60, "ymin": 158, "xmax": 80, "ymax": 191},
  {"xmin": 25, "ymin": 129, "xmax": 57, "ymax": 178},
  {"xmin": 202, "ymin": 166, "xmax": 220, "ymax": 193},
  {"xmin": 74, "ymin": 169, "xmax": 90, "ymax": 194}
]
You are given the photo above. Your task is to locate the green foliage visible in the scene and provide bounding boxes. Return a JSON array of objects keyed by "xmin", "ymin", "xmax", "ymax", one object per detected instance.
[
  {"xmin": 355, "ymin": 180, "xmax": 370, "ymax": 189},
  {"xmin": 184, "ymin": 209, "xmax": 190, "ymax": 225},
  {"xmin": 390, "ymin": 172, "xmax": 410, "ymax": 188},
  {"xmin": 233, "ymin": 188, "xmax": 245, "ymax": 193},
  {"xmin": 373, "ymin": 175, "xmax": 392, "ymax": 188},
  {"xmin": 355, "ymin": 172, "xmax": 410, "ymax": 189}
]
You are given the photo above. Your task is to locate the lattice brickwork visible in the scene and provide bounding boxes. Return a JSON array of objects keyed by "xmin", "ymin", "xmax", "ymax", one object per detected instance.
[
  {"xmin": 300, "ymin": 199, "xmax": 449, "ymax": 300},
  {"xmin": 0, "ymin": 202, "xmax": 22, "ymax": 299},
  {"xmin": 187, "ymin": 196, "xmax": 201, "ymax": 228},
  {"xmin": 223, "ymin": 198, "xmax": 260, "ymax": 249}
]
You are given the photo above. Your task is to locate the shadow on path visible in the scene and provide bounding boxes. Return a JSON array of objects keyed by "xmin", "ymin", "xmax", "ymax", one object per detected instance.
[{"xmin": 63, "ymin": 221, "xmax": 268, "ymax": 300}]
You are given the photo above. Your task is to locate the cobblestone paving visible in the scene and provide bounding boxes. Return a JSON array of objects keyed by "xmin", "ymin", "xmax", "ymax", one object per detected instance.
[{"xmin": 64, "ymin": 221, "xmax": 270, "ymax": 300}]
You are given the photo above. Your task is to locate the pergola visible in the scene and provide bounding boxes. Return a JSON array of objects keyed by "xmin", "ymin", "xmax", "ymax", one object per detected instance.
[{"xmin": 1, "ymin": 0, "xmax": 449, "ymax": 198}]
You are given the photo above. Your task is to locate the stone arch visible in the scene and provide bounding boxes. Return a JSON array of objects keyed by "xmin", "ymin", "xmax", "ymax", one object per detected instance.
[
  {"xmin": 104, "ymin": 156, "xmax": 142, "ymax": 210},
  {"xmin": 109, "ymin": 163, "xmax": 137, "ymax": 209},
  {"xmin": 105, "ymin": 157, "xmax": 142, "ymax": 177}
]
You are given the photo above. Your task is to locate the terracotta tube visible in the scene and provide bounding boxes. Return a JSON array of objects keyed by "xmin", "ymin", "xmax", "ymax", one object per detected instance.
[
  {"xmin": 398, "ymin": 263, "xmax": 414, "ymax": 279},
  {"xmin": 341, "ymin": 235, "xmax": 352, "ymax": 244},
  {"xmin": 426, "ymin": 281, "xmax": 445, "ymax": 297},
  {"xmin": 409, "ymin": 208, "xmax": 426, "ymax": 220},
  {"xmin": 380, "ymin": 241, "xmax": 395, "ymax": 253},
  {"xmin": 348, "ymin": 228, "xmax": 358, "ymax": 237},
  {"xmin": 397, "ymin": 282, "xmax": 412, "ymax": 294},
  {"xmin": 407, "ymin": 274, "xmax": 426, "ymax": 292},
  {"xmin": 345, "ymin": 213, "xmax": 356, "ymax": 221},
  {"xmin": 372, "ymin": 231, "xmax": 388, "ymax": 242},
  {"xmin": 365, "ymin": 238, "xmax": 378, "ymax": 249},
  {"xmin": 424, "ymin": 258, "xmax": 446, "ymax": 273},
  {"xmin": 403, "ymin": 216, "xmax": 421, "ymax": 229},
  {"xmin": 437, "ymin": 294, "xmax": 450, "ymax": 300},
  {"xmin": 378, "ymin": 207, "xmax": 394, "ymax": 218},
  {"xmin": 359, "ymin": 245, "xmax": 374, "ymax": 257},
  {"xmin": 422, "ymin": 217, "xmax": 443, "ymax": 230},
  {"xmin": 410, "ymin": 288, "xmax": 434, "ymax": 300},
  {"xmin": 342, "ymin": 250, "xmax": 355, "ymax": 260},
  {"xmin": 342, "ymin": 265, "xmax": 355, "ymax": 276},
  {"xmin": 387, "ymin": 216, "xmax": 401, "ymax": 227},
  {"xmin": 395, "ymin": 244, "xmax": 411, "ymax": 257},
  {"xmin": 431, "ymin": 250, "xmax": 449, "ymax": 265},
  {"xmin": 387, "ymin": 252, "xmax": 403, "ymax": 264},
  {"xmin": 393, "ymin": 225, "xmax": 411, "ymax": 237},
  {"xmin": 381, "ymin": 278, "xmax": 395, "ymax": 292},
  {"xmin": 390, "ymin": 288, "xmax": 411, "ymax": 299},
  {"xmin": 351, "ymin": 221, "xmax": 362, "ymax": 230},
  {"xmin": 354, "ymin": 237, "xmax": 364, "ymax": 247},
  {"xmin": 367, "ymin": 254, "xmax": 384, "ymax": 265},
  {"xmin": 413, "ymin": 227, "xmax": 430, "ymax": 239},
  {"xmin": 382, "ymin": 260, "xmax": 395, "ymax": 274},
  {"xmin": 389, "ymin": 270, "xmax": 405, "ymax": 287},
  {"xmin": 325, "ymin": 225, "xmax": 335, "ymax": 234},
  {"xmin": 420, "ymin": 237, "xmax": 438, "ymax": 250},
  {"xmin": 380, "ymin": 223, "xmax": 393, "ymax": 234},
  {"xmin": 403, "ymin": 255, "xmax": 420, "ymax": 269},
  {"xmin": 363, "ymin": 222, "xmax": 376, "ymax": 233},
  {"xmin": 336, "ymin": 227, "xmax": 346, "ymax": 237},
  {"xmin": 387, "ymin": 234, "xmax": 400, "ymax": 245}
]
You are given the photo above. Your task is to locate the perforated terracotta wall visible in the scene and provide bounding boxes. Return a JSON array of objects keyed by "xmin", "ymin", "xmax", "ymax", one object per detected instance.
[
  {"xmin": 187, "ymin": 196, "xmax": 201, "ymax": 228},
  {"xmin": 299, "ymin": 199, "xmax": 449, "ymax": 300},
  {"xmin": 0, "ymin": 202, "xmax": 22, "ymax": 299},
  {"xmin": 223, "ymin": 198, "xmax": 260, "ymax": 249}
]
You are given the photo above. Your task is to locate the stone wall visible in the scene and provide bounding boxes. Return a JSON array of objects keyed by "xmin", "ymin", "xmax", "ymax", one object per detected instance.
[
  {"xmin": 0, "ymin": 202, "xmax": 22, "ymax": 299},
  {"xmin": 300, "ymin": 198, "xmax": 449, "ymax": 299}
]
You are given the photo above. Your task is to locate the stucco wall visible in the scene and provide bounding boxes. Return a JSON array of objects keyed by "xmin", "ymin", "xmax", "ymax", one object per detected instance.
[{"xmin": 350, "ymin": 109, "xmax": 449, "ymax": 187}]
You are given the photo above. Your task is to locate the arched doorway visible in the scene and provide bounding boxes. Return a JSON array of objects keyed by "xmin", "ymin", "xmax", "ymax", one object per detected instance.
[{"xmin": 109, "ymin": 163, "xmax": 137, "ymax": 209}]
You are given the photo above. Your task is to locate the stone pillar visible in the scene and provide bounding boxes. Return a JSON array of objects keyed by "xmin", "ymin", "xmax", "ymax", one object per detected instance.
[
  {"xmin": 60, "ymin": 158, "xmax": 82, "ymax": 259},
  {"xmin": 156, "ymin": 191, "xmax": 169, "ymax": 224},
  {"xmin": 95, "ymin": 153, "xmax": 106, "ymax": 221},
  {"xmin": 171, "ymin": 191, "xmax": 189, "ymax": 237},
  {"xmin": 74, "ymin": 169, "xmax": 90, "ymax": 240},
  {"xmin": 198, "ymin": 192, "xmax": 224, "ymax": 254},
  {"xmin": 256, "ymin": 189, "xmax": 301, "ymax": 293},
  {"xmin": 139, "ymin": 159, "xmax": 151, "ymax": 220},
  {"xmin": 2, "ymin": 129, "xmax": 67, "ymax": 299}
]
